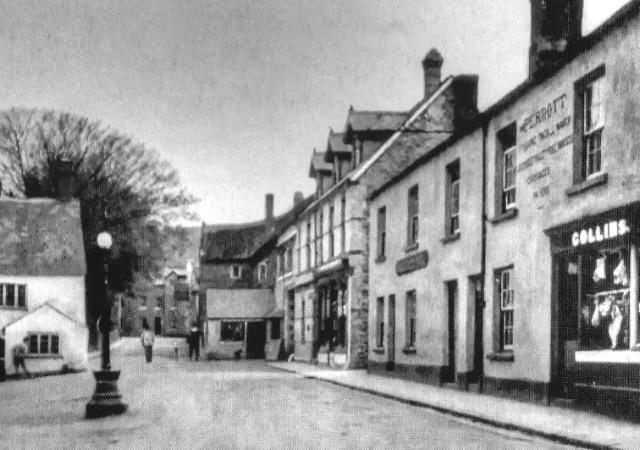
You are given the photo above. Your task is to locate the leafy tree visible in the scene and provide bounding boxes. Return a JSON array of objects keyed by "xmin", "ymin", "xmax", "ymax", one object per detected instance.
[{"xmin": 0, "ymin": 108, "xmax": 198, "ymax": 343}]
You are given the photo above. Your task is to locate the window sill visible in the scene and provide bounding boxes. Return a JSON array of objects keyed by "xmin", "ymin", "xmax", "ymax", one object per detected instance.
[
  {"xmin": 489, "ymin": 208, "xmax": 518, "ymax": 224},
  {"xmin": 402, "ymin": 346, "xmax": 417, "ymax": 355},
  {"xmin": 372, "ymin": 347, "xmax": 385, "ymax": 354},
  {"xmin": 0, "ymin": 306, "xmax": 27, "ymax": 311},
  {"xmin": 26, "ymin": 354, "xmax": 63, "ymax": 359},
  {"xmin": 441, "ymin": 233, "xmax": 461, "ymax": 244},
  {"xmin": 486, "ymin": 351, "xmax": 514, "ymax": 362},
  {"xmin": 375, "ymin": 255, "xmax": 387, "ymax": 264},
  {"xmin": 566, "ymin": 172, "xmax": 608, "ymax": 197},
  {"xmin": 404, "ymin": 243, "xmax": 419, "ymax": 253}
]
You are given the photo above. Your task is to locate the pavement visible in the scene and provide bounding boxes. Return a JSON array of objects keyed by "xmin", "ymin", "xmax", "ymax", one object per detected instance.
[
  {"xmin": 0, "ymin": 337, "xmax": 580, "ymax": 449},
  {"xmin": 268, "ymin": 361, "xmax": 638, "ymax": 450}
]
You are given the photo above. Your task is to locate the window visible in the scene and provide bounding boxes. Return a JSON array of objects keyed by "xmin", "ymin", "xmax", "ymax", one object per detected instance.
[
  {"xmin": 285, "ymin": 245, "xmax": 293, "ymax": 273},
  {"xmin": 220, "ymin": 321, "xmax": 245, "ymax": 341},
  {"xmin": 258, "ymin": 262, "xmax": 267, "ymax": 282},
  {"xmin": 301, "ymin": 298, "xmax": 306, "ymax": 344},
  {"xmin": 0, "ymin": 284, "xmax": 26, "ymax": 309},
  {"xmin": 407, "ymin": 185, "xmax": 419, "ymax": 246},
  {"xmin": 496, "ymin": 123, "xmax": 516, "ymax": 213},
  {"xmin": 230, "ymin": 265, "xmax": 242, "ymax": 279},
  {"xmin": 377, "ymin": 206, "xmax": 386, "ymax": 258},
  {"xmin": 340, "ymin": 196, "xmax": 346, "ymax": 253},
  {"xmin": 496, "ymin": 268, "xmax": 514, "ymax": 351},
  {"xmin": 446, "ymin": 160, "xmax": 460, "ymax": 236},
  {"xmin": 317, "ymin": 212, "xmax": 323, "ymax": 264},
  {"xmin": 271, "ymin": 318, "xmax": 281, "ymax": 340},
  {"xmin": 574, "ymin": 66, "xmax": 606, "ymax": 181},
  {"xmin": 406, "ymin": 290, "xmax": 416, "ymax": 348},
  {"xmin": 156, "ymin": 296, "xmax": 163, "ymax": 309},
  {"xmin": 376, "ymin": 297, "xmax": 385, "ymax": 348},
  {"xmin": 28, "ymin": 333, "xmax": 60, "ymax": 356},
  {"xmin": 353, "ymin": 140, "xmax": 363, "ymax": 168},
  {"xmin": 306, "ymin": 221, "xmax": 311, "ymax": 269},
  {"xmin": 329, "ymin": 206, "xmax": 335, "ymax": 258}
]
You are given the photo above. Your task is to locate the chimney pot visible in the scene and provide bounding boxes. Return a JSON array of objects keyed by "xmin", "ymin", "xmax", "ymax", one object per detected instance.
[{"xmin": 422, "ymin": 48, "xmax": 443, "ymax": 99}]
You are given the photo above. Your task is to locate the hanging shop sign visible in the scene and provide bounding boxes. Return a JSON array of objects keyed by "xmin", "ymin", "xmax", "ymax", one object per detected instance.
[{"xmin": 571, "ymin": 219, "xmax": 631, "ymax": 247}]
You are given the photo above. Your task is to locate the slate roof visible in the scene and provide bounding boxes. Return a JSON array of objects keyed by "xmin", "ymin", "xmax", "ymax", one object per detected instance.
[
  {"xmin": 344, "ymin": 109, "xmax": 408, "ymax": 133},
  {"xmin": 201, "ymin": 192, "xmax": 313, "ymax": 262},
  {"xmin": 309, "ymin": 151, "xmax": 333, "ymax": 177},
  {"xmin": 206, "ymin": 289, "xmax": 278, "ymax": 319},
  {"xmin": 325, "ymin": 131, "xmax": 350, "ymax": 157},
  {"xmin": 0, "ymin": 198, "xmax": 86, "ymax": 276}
]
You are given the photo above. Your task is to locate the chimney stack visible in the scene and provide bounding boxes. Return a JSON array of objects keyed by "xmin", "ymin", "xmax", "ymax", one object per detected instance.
[
  {"xmin": 58, "ymin": 158, "xmax": 76, "ymax": 201},
  {"xmin": 265, "ymin": 193, "xmax": 274, "ymax": 232},
  {"xmin": 451, "ymin": 75, "xmax": 479, "ymax": 129},
  {"xmin": 422, "ymin": 48, "xmax": 443, "ymax": 99},
  {"xmin": 293, "ymin": 191, "xmax": 303, "ymax": 207},
  {"xmin": 529, "ymin": 0, "xmax": 583, "ymax": 76}
]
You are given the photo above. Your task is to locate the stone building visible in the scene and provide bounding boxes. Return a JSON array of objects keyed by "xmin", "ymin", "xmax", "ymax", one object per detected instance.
[
  {"xmin": 199, "ymin": 194, "xmax": 310, "ymax": 359},
  {"xmin": 289, "ymin": 50, "xmax": 478, "ymax": 369},
  {"xmin": 362, "ymin": 0, "xmax": 640, "ymax": 417}
]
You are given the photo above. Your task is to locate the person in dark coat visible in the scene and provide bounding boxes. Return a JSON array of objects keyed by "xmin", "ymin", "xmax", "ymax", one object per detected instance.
[{"xmin": 188, "ymin": 322, "xmax": 201, "ymax": 361}]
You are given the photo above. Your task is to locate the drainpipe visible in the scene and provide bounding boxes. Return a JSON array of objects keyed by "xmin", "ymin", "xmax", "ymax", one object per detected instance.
[{"xmin": 479, "ymin": 119, "xmax": 489, "ymax": 393}]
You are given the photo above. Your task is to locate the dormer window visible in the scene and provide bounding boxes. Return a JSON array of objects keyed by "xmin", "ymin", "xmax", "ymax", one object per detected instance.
[
  {"xmin": 353, "ymin": 141, "xmax": 363, "ymax": 169},
  {"xmin": 230, "ymin": 265, "xmax": 242, "ymax": 279}
]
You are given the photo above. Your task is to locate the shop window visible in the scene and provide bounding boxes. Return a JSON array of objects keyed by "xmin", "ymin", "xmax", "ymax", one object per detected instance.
[
  {"xmin": 407, "ymin": 184, "xmax": 419, "ymax": 247},
  {"xmin": 0, "ymin": 284, "xmax": 27, "ymax": 309},
  {"xmin": 377, "ymin": 206, "xmax": 386, "ymax": 259},
  {"xmin": 405, "ymin": 290, "xmax": 417, "ymax": 348},
  {"xmin": 495, "ymin": 123, "xmax": 517, "ymax": 214},
  {"xmin": 270, "ymin": 318, "xmax": 281, "ymax": 340},
  {"xmin": 220, "ymin": 321, "xmax": 245, "ymax": 341},
  {"xmin": 494, "ymin": 267, "xmax": 514, "ymax": 351},
  {"xmin": 376, "ymin": 297, "xmax": 385, "ymax": 348},
  {"xmin": 28, "ymin": 332, "xmax": 60, "ymax": 356},
  {"xmin": 574, "ymin": 65, "xmax": 606, "ymax": 183},
  {"xmin": 230, "ymin": 265, "xmax": 242, "ymax": 280},
  {"xmin": 576, "ymin": 248, "xmax": 636, "ymax": 350},
  {"xmin": 445, "ymin": 160, "xmax": 461, "ymax": 237}
]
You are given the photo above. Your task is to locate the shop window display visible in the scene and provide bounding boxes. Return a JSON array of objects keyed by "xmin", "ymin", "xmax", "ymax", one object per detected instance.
[{"xmin": 577, "ymin": 248, "xmax": 637, "ymax": 350}]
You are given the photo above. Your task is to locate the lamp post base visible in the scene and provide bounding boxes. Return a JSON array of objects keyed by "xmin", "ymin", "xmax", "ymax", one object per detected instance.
[{"xmin": 85, "ymin": 370, "xmax": 127, "ymax": 419}]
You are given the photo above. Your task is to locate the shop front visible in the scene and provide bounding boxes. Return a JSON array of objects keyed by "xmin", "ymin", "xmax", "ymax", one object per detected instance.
[
  {"xmin": 547, "ymin": 202, "xmax": 640, "ymax": 415},
  {"xmin": 314, "ymin": 263, "xmax": 348, "ymax": 367}
]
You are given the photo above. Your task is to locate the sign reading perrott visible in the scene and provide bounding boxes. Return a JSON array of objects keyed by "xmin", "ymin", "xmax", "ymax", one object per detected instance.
[
  {"xmin": 571, "ymin": 219, "xmax": 631, "ymax": 247},
  {"xmin": 396, "ymin": 250, "xmax": 429, "ymax": 275}
]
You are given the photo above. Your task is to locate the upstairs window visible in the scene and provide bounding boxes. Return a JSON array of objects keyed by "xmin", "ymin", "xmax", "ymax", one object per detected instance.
[
  {"xmin": 377, "ymin": 206, "xmax": 386, "ymax": 259},
  {"xmin": 407, "ymin": 185, "xmax": 419, "ymax": 247},
  {"xmin": 329, "ymin": 206, "xmax": 335, "ymax": 258},
  {"xmin": 446, "ymin": 160, "xmax": 461, "ymax": 237},
  {"xmin": 258, "ymin": 262, "xmax": 267, "ymax": 282},
  {"xmin": 305, "ymin": 221, "xmax": 311, "ymax": 270},
  {"xmin": 353, "ymin": 140, "xmax": 363, "ymax": 169},
  {"xmin": 496, "ymin": 123, "xmax": 516, "ymax": 214},
  {"xmin": 0, "ymin": 284, "xmax": 27, "ymax": 309},
  {"xmin": 285, "ymin": 245, "xmax": 293, "ymax": 273},
  {"xmin": 574, "ymin": 66, "xmax": 606, "ymax": 182},
  {"xmin": 340, "ymin": 196, "xmax": 346, "ymax": 253},
  {"xmin": 230, "ymin": 265, "xmax": 242, "ymax": 280}
]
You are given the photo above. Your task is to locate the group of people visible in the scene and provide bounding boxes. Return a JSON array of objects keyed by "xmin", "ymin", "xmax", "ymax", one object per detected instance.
[{"xmin": 139, "ymin": 321, "xmax": 202, "ymax": 363}]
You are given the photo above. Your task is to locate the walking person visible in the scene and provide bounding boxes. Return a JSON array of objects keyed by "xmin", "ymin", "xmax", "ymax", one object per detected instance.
[
  {"xmin": 12, "ymin": 337, "xmax": 30, "ymax": 378},
  {"xmin": 140, "ymin": 321, "xmax": 155, "ymax": 363},
  {"xmin": 188, "ymin": 322, "xmax": 201, "ymax": 361}
]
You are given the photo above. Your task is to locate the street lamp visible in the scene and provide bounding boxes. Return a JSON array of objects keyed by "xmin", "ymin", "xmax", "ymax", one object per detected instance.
[{"xmin": 86, "ymin": 231, "xmax": 128, "ymax": 418}]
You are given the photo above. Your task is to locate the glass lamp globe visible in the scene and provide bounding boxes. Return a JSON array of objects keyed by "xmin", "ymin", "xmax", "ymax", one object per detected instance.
[{"xmin": 97, "ymin": 231, "xmax": 113, "ymax": 250}]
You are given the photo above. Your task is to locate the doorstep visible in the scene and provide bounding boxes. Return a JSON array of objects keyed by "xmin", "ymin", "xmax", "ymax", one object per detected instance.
[{"xmin": 268, "ymin": 361, "xmax": 637, "ymax": 450}]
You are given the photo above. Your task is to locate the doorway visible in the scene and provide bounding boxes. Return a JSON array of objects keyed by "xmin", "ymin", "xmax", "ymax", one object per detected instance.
[
  {"xmin": 154, "ymin": 317, "xmax": 162, "ymax": 335},
  {"xmin": 246, "ymin": 321, "xmax": 266, "ymax": 359},
  {"xmin": 443, "ymin": 281, "xmax": 457, "ymax": 383},
  {"xmin": 386, "ymin": 295, "xmax": 396, "ymax": 371},
  {"xmin": 470, "ymin": 276, "xmax": 484, "ymax": 383}
]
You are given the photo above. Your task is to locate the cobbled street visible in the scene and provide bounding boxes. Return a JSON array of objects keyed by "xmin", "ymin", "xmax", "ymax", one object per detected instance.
[{"xmin": 0, "ymin": 338, "xmax": 578, "ymax": 449}]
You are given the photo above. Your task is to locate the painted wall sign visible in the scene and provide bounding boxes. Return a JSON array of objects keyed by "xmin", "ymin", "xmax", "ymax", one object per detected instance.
[
  {"xmin": 396, "ymin": 250, "xmax": 429, "ymax": 275},
  {"xmin": 571, "ymin": 219, "xmax": 631, "ymax": 247},
  {"xmin": 519, "ymin": 93, "xmax": 568, "ymax": 134}
]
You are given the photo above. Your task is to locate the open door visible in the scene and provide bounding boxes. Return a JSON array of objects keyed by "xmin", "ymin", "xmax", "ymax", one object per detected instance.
[
  {"xmin": 154, "ymin": 317, "xmax": 162, "ymax": 335},
  {"xmin": 246, "ymin": 321, "xmax": 266, "ymax": 359},
  {"xmin": 470, "ymin": 276, "xmax": 484, "ymax": 383},
  {"xmin": 443, "ymin": 281, "xmax": 457, "ymax": 383}
]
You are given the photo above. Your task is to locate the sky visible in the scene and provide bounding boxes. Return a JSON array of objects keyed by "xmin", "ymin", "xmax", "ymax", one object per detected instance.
[{"xmin": 0, "ymin": 0, "xmax": 631, "ymax": 224}]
